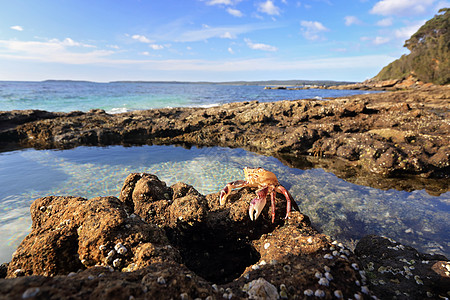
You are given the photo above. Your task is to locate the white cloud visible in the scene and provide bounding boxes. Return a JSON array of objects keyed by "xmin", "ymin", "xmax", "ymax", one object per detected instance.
[
  {"xmin": 220, "ymin": 32, "xmax": 234, "ymax": 39},
  {"xmin": 376, "ymin": 18, "xmax": 393, "ymax": 26},
  {"xmin": 228, "ymin": 47, "xmax": 235, "ymax": 54},
  {"xmin": 394, "ymin": 21, "xmax": 425, "ymax": 40},
  {"xmin": 47, "ymin": 38, "xmax": 95, "ymax": 48},
  {"xmin": 205, "ymin": 0, "xmax": 236, "ymax": 5},
  {"xmin": 172, "ymin": 23, "xmax": 277, "ymax": 42},
  {"xmin": 300, "ymin": 20, "xmax": 329, "ymax": 40},
  {"xmin": 344, "ymin": 16, "xmax": 363, "ymax": 26},
  {"xmin": 0, "ymin": 39, "xmax": 114, "ymax": 64},
  {"xmin": 373, "ymin": 36, "xmax": 391, "ymax": 45},
  {"xmin": 131, "ymin": 34, "xmax": 153, "ymax": 43},
  {"xmin": 149, "ymin": 44, "xmax": 164, "ymax": 50},
  {"xmin": 257, "ymin": 0, "xmax": 281, "ymax": 16},
  {"xmin": 227, "ymin": 7, "xmax": 243, "ymax": 17},
  {"xmin": 370, "ymin": 0, "xmax": 435, "ymax": 16},
  {"xmin": 0, "ymin": 38, "xmax": 395, "ymax": 81},
  {"xmin": 10, "ymin": 25, "xmax": 24, "ymax": 31},
  {"xmin": 245, "ymin": 38, "xmax": 278, "ymax": 51}
]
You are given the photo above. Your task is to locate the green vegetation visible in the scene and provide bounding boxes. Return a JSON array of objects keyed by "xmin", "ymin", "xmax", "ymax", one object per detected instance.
[{"xmin": 375, "ymin": 8, "xmax": 449, "ymax": 85}]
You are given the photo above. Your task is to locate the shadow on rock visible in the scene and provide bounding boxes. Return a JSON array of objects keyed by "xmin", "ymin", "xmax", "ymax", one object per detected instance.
[{"xmin": 0, "ymin": 173, "xmax": 448, "ymax": 299}]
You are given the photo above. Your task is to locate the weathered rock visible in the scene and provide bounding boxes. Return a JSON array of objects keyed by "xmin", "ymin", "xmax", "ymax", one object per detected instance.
[
  {"xmin": 355, "ymin": 235, "xmax": 450, "ymax": 300},
  {"xmin": 1, "ymin": 173, "xmax": 385, "ymax": 299},
  {"xmin": 1, "ymin": 86, "xmax": 448, "ymax": 193}
]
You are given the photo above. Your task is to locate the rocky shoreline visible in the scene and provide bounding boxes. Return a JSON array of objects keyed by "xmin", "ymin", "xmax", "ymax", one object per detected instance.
[
  {"xmin": 1, "ymin": 85, "xmax": 449, "ymax": 194},
  {"xmin": 1, "ymin": 173, "xmax": 449, "ymax": 299}
]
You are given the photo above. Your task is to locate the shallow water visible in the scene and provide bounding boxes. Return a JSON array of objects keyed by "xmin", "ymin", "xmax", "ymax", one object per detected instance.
[
  {"xmin": 0, "ymin": 145, "xmax": 448, "ymax": 263},
  {"xmin": 0, "ymin": 81, "xmax": 380, "ymax": 113}
]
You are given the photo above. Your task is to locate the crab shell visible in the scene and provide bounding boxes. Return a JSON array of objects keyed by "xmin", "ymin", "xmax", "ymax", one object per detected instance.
[{"xmin": 243, "ymin": 167, "xmax": 279, "ymax": 187}]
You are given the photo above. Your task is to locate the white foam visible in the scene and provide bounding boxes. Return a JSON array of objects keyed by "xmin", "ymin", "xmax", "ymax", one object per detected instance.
[
  {"xmin": 195, "ymin": 103, "xmax": 220, "ymax": 108},
  {"xmin": 107, "ymin": 107, "xmax": 130, "ymax": 114}
]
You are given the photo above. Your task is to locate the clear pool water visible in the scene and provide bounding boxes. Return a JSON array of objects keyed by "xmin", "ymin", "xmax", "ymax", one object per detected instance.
[{"xmin": 1, "ymin": 145, "xmax": 448, "ymax": 263}]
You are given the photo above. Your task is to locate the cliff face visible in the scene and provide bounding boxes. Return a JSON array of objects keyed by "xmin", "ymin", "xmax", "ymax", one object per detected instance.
[{"xmin": 375, "ymin": 8, "xmax": 449, "ymax": 85}]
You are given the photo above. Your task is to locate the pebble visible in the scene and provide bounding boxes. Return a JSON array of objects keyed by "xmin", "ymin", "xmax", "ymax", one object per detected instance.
[
  {"xmin": 315, "ymin": 271, "xmax": 323, "ymax": 278},
  {"xmin": 22, "ymin": 287, "xmax": 40, "ymax": 299},
  {"xmin": 157, "ymin": 276, "xmax": 166, "ymax": 285},
  {"xmin": 303, "ymin": 289, "xmax": 314, "ymax": 296},
  {"xmin": 314, "ymin": 289, "xmax": 325, "ymax": 297},
  {"xmin": 361, "ymin": 286, "xmax": 370, "ymax": 294},
  {"xmin": 113, "ymin": 258, "xmax": 122, "ymax": 268},
  {"xmin": 246, "ymin": 278, "xmax": 279, "ymax": 300},
  {"xmin": 180, "ymin": 293, "xmax": 189, "ymax": 300},
  {"xmin": 325, "ymin": 272, "xmax": 333, "ymax": 281},
  {"xmin": 333, "ymin": 290, "xmax": 343, "ymax": 298},
  {"xmin": 264, "ymin": 242, "xmax": 271, "ymax": 249},
  {"xmin": 318, "ymin": 278, "xmax": 329, "ymax": 286},
  {"xmin": 351, "ymin": 263, "xmax": 359, "ymax": 270},
  {"xmin": 115, "ymin": 242, "xmax": 127, "ymax": 255},
  {"xmin": 324, "ymin": 254, "xmax": 333, "ymax": 259},
  {"xmin": 324, "ymin": 266, "xmax": 331, "ymax": 272}
]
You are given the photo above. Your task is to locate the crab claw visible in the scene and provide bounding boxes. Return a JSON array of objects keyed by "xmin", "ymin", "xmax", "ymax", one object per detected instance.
[
  {"xmin": 219, "ymin": 186, "xmax": 230, "ymax": 206},
  {"xmin": 249, "ymin": 197, "xmax": 267, "ymax": 221},
  {"xmin": 219, "ymin": 180, "xmax": 247, "ymax": 206},
  {"xmin": 249, "ymin": 187, "xmax": 269, "ymax": 221}
]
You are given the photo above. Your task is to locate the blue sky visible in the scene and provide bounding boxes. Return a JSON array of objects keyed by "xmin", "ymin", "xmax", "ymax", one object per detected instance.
[{"xmin": 0, "ymin": 0, "xmax": 448, "ymax": 82}]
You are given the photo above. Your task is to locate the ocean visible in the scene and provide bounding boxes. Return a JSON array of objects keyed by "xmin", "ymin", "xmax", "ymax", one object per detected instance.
[
  {"xmin": 0, "ymin": 81, "xmax": 377, "ymax": 113},
  {"xmin": 0, "ymin": 81, "xmax": 448, "ymax": 263}
]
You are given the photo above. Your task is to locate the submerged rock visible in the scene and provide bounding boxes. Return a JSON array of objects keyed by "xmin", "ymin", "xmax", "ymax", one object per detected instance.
[
  {"xmin": 355, "ymin": 235, "xmax": 450, "ymax": 300},
  {"xmin": 1, "ymin": 173, "xmax": 448, "ymax": 299}
]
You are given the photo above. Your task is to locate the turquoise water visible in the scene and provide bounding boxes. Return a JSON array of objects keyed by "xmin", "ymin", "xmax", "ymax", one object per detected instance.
[
  {"xmin": 0, "ymin": 81, "xmax": 379, "ymax": 113},
  {"xmin": 0, "ymin": 145, "xmax": 449, "ymax": 263}
]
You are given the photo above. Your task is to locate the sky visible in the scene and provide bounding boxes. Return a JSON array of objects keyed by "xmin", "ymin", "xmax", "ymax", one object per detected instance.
[{"xmin": 0, "ymin": 0, "xmax": 448, "ymax": 82}]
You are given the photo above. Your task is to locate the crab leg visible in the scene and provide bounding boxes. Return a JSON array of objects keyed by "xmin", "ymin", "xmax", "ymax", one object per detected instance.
[
  {"xmin": 249, "ymin": 186, "xmax": 269, "ymax": 221},
  {"xmin": 270, "ymin": 191, "xmax": 276, "ymax": 223},
  {"xmin": 219, "ymin": 180, "xmax": 248, "ymax": 205},
  {"xmin": 275, "ymin": 185, "xmax": 292, "ymax": 220}
]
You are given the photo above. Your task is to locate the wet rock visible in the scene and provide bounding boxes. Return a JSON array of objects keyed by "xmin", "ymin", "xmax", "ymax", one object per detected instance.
[
  {"xmin": 0, "ymin": 86, "xmax": 448, "ymax": 184},
  {"xmin": 1, "ymin": 173, "xmax": 381, "ymax": 299},
  {"xmin": 355, "ymin": 235, "xmax": 449, "ymax": 300}
]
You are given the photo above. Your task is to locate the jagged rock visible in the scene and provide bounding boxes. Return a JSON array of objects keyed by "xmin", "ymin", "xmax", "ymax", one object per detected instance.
[
  {"xmin": 1, "ymin": 86, "xmax": 448, "ymax": 193},
  {"xmin": 1, "ymin": 173, "xmax": 383, "ymax": 299},
  {"xmin": 355, "ymin": 235, "xmax": 450, "ymax": 300}
]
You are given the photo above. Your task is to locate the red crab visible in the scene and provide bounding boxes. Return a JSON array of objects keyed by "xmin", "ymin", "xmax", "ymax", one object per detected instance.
[{"xmin": 219, "ymin": 167, "xmax": 294, "ymax": 223}]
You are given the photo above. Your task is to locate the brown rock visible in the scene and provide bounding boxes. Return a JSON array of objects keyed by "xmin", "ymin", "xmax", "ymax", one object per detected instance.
[
  {"xmin": 0, "ymin": 86, "xmax": 449, "ymax": 189},
  {"xmin": 355, "ymin": 235, "xmax": 449, "ymax": 300},
  {"xmin": 1, "ymin": 173, "xmax": 383, "ymax": 299}
]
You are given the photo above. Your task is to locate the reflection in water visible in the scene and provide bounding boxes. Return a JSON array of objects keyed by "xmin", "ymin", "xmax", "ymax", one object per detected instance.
[{"xmin": 0, "ymin": 145, "xmax": 448, "ymax": 263}]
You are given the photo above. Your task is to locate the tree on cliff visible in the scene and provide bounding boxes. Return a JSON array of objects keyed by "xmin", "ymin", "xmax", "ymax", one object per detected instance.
[{"xmin": 375, "ymin": 8, "xmax": 449, "ymax": 85}]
